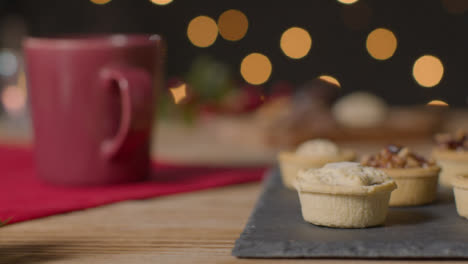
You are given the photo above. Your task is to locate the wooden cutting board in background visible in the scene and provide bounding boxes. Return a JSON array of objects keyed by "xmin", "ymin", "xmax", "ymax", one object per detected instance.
[{"xmin": 1, "ymin": 109, "xmax": 468, "ymax": 166}]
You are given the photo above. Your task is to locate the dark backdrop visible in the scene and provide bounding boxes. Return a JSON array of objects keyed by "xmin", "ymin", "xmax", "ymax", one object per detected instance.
[{"xmin": 2, "ymin": 0, "xmax": 468, "ymax": 106}]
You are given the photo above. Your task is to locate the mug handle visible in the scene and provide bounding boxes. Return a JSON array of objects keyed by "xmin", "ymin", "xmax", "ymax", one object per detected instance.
[{"xmin": 99, "ymin": 66, "xmax": 153, "ymax": 159}]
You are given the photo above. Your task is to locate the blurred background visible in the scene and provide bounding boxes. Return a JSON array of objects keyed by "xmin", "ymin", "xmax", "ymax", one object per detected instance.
[{"xmin": 0, "ymin": 0, "xmax": 467, "ymax": 163}]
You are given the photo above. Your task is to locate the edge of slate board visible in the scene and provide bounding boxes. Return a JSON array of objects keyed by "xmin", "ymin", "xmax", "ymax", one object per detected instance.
[{"xmin": 232, "ymin": 168, "xmax": 468, "ymax": 259}]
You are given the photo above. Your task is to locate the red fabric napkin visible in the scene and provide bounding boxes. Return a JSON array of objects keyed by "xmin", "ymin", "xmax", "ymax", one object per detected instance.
[{"xmin": 0, "ymin": 145, "xmax": 266, "ymax": 224}]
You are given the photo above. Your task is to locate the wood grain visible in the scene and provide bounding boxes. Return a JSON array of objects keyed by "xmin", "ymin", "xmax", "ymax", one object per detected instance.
[
  {"xmin": 2, "ymin": 114, "xmax": 468, "ymax": 263},
  {"xmin": 1, "ymin": 182, "xmax": 466, "ymax": 263}
]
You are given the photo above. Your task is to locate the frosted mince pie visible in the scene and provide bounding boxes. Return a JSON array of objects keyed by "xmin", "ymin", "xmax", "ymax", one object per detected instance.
[
  {"xmin": 362, "ymin": 145, "xmax": 440, "ymax": 206},
  {"xmin": 453, "ymin": 175, "xmax": 468, "ymax": 219},
  {"xmin": 295, "ymin": 162, "xmax": 396, "ymax": 228},
  {"xmin": 278, "ymin": 139, "xmax": 355, "ymax": 189},
  {"xmin": 433, "ymin": 130, "xmax": 468, "ymax": 187},
  {"xmin": 332, "ymin": 92, "xmax": 388, "ymax": 128}
]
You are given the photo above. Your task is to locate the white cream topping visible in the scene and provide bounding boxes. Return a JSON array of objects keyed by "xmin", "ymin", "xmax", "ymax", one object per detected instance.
[
  {"xmin": 297, "ymin": 162, "xmax": 391, "ymax": 187},
  {"xmin": 332, "ymin": 92, "xmax": 388, "ymax": 128},
  {"xmin": 295, "ymin": 139, "xmax": 340, "ymax": 157}
]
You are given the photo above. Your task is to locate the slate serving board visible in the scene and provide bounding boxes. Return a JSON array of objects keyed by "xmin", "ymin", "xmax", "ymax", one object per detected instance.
[{"xmin": 233, "ymin": 168, "xmax": 468, "ymax": 259}]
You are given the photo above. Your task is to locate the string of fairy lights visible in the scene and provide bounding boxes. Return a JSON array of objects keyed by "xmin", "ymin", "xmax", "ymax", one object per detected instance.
[
  {"xmin": 0, "ymin": 0, "xmax": 458, "ymax": 121},
  {"xmin": 91, "ymin": 0, "xmax": 173, "ymax": 5},
  {"xmin": 183, "ymin": 3, "xmax": 448, "ymax": 108},
  {"xmin": 87, "ymin": 0, "xmax": 466, "ymax": 106},
  {"xmin": 184, "ymin": 4, "xmax": 445, "ymax": 90}
]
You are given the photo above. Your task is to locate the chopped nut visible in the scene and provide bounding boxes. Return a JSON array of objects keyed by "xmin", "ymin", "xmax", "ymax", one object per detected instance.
[
  {"xmin": 406, "ymin": 156, "xmax": 419, "ymax": 168},
  {"xmin": 361, "ymin": 145, "xmax": 432, "ymax": 169},
  {"xmin": 455, "ymin": 129, "xmax": 466, "ymax": 141},
  {"xmin": 393, "ymin": 156, "xmax": 405, "ymax": 167},
  {"xmin": 387, "ymin": 144, "xmax": 401, "ymax": 154},
  {"xmin": 435, "ymin": 133, "xmax": 452, "ymax": 143},
  {"xmin": 435, "ymin": 130, "xmax": 468, "ymax": 151},
  {"xmin": 398, "ymin": 147, "xmax": 409, "ymax": 158},
  {"xmin": 427, "ymin": 158, "xmax": 436, "ymax": 166}
]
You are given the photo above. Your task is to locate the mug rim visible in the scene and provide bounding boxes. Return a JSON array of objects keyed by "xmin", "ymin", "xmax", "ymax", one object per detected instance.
[{"xmin": 23, "ymin": 33, "xmax": 162, "ymax": 50}]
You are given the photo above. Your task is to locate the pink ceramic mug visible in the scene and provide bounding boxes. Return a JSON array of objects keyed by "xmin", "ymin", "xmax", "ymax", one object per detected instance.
[{"xmin": 24, "ymin": 34, "xmax": 163, "ymax": 185}]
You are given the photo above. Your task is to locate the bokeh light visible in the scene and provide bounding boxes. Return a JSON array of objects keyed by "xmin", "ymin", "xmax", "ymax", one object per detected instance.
[
  {"xmin": 240, "ymin": 53, "xmax": 272, "ymax": 85},
  {"xmin": 427, "ymin": 99, "xmax": 449, "ymax": 106},
  {"xmin": 366, "ymin": 28, "xmax": 397, "ymax": 60},
  {"xmin": 338, "ymin": 0, "xmax": 359, "ymax": 4},
  {"xmin": 187, "ymin": 16, "xmax": 218, "ymax": 48},
  {"xmin": 0, "ymin": 50, "xmax": 17, "ymax": 77},
  {"xmin": 218, "ymin": 9, "xmax": 248, "ymax": 41},
  {"xmin": 413, "ymin": 55, "xmax": 444, "ymax": 88},
  {"xmin": 318, "ymin": 75, "xmax": 341, "ymax": 88},
  {"xmin": 150, "ymin": 0, "xmax": 173, "ymax": 5},
  {"xmin": 280, "ymin": 27, "xmax": 312, "ymax": 59},
  {"xmin": 169, "ymin": 83, "xmax": 187, "ymax": 104},
  {"xmin": 1, "ymin": 85, "xmax": 26, "ymax": 115},
  {"xmin": 90, "ymin": 0, "xmax": 111, "ymax": 5}
]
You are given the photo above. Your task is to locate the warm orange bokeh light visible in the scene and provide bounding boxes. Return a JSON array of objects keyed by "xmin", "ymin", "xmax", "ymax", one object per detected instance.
[
  {"xmin": 187, "ymin": 16, "xmax": 218, "ymax": 48},
  {"xmin": 337, "ymin": 0, "xmax": 359, "ymax": 4},
  {"xmin": 319, "ymin": 75, "xmax": 341, "ymax": 88},
  {"xmin": 218, "ymin": 9, "xmax": 248, "ymax": 41},
  {"xmin": 427, "ymin": 100, "xmax": 449, "ymax": 106},
  {"xmin": 1, "ymin": 85, "xmax": 26, "ymax": 115},
  {"xmin": 366, "ymin": 28, "xmax": 397, "ymax": 60},
  {"xmin": 150, "ymin": 0, "xmax": 173, "ymax": 5},
  {"xmin": 240, "ymin": 53, "xmax": 272, "ymax": 85},
  {"xmin": 90, "ymin": 0, "xmax": 111, "ymax": 5},
  {"xmin": 169, "ymin": 83, "xmax": 187, "ymax": 104},
  {"xmin": 280, "ymin": 27, "xmax": 312, "ymax": 59},
  {"xmin": 413, "ymin": 55, "xmax": 444, "ymax": 88}
]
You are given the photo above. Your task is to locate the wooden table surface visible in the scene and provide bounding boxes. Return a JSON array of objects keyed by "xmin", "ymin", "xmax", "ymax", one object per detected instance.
[{"xmin": 1, "ymin": 117, "xmax": 468, "ymax": 263}]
